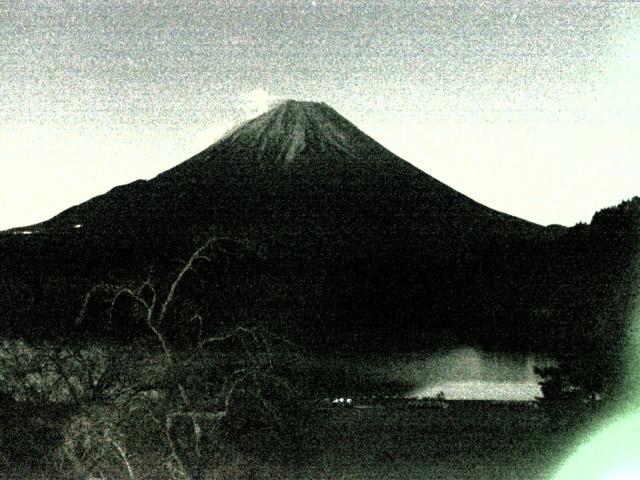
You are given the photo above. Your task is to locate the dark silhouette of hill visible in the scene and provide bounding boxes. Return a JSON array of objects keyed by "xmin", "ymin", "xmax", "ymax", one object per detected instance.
[
  {"xmin": 9, "ymin": 101, "xmax": 540, "ymax": 261},
  {"xmin": 0, "ymin": 101, "xmax": 637, "ymax": 380}
]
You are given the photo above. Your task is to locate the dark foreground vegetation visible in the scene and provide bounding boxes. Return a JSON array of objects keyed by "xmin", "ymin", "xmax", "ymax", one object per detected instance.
[
  {"xmin": 0, "ymin": 345, "xmax": 598, "ymax": 480},
  {"xmin": 0, "ymin": 195, "xmax": 636, "ymax": 477},
  {"xmin": 0, "ymin": 339, "xmax": 312, "ymax": 479}
]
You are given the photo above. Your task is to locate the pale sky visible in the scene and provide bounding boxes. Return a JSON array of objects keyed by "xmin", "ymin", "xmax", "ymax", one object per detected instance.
[{"xmin": 1, "ymin": 0, "xmax": 639, "ymax": 230}]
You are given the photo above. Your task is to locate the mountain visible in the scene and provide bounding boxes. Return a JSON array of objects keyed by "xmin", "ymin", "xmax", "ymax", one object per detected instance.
[
  {"xmin": 0, "ymin": 101, "xmax": 636, "ymax": 362},
  {"xmin": 11, "ymin": 100, "xmax": 540, "ymax": 258}
]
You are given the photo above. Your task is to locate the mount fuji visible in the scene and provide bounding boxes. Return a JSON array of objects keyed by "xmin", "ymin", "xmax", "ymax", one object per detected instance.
[{"xmin": 1, "ymin": 100, "xmax": 635, "ymax": 359}]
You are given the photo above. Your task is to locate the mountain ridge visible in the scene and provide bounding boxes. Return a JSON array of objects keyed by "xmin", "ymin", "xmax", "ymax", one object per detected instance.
[
  {"xmin": 7, "ymin": 100, "xmax": 542, "ymax": 240},
  {"xmin": 7, "ymin": 100, "xmax": 634, "ymax": 357}
]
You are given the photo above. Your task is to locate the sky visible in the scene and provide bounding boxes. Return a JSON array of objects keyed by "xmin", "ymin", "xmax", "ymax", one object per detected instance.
[{"xmin": 1, "ymin": 0, "xmax": 639, "ymax": 230}]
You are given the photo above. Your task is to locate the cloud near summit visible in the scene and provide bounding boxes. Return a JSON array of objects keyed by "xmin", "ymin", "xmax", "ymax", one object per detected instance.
[{"xmin": 240, "ymin": 89, "xmax": 281, "ymax": 119}]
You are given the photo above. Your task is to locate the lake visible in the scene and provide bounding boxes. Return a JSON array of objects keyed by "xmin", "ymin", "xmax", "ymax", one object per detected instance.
[{"xmin": 365, "ymin": 347, "xmax": 554, "ymax": 401}]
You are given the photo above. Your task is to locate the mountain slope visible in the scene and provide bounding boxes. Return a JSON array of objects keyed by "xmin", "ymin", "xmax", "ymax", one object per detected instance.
[
  {"xmin": 12, "ymin": 101, "xmax": 541, "ymax": 263},
  {"xmin": 0, "ymin": 100, "xmax": 576, "ymax": 351}
]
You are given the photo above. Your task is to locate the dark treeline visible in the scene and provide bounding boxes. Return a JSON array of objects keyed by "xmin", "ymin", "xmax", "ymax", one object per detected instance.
[
  {"xmin": 1, "ymin": 197, "xmax": 638, "ymax": 403},
  {"xmin": 1, "ymin": 100, "xmax": 638, "ymax": 407}
]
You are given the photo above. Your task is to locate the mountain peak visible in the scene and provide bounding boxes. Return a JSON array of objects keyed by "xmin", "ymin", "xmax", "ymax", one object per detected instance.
[
  {"xmin": 272, "ymin": 99, "xmax": 328, "ymax": 111},
  {"xmin": 222, "ymin": 99, "xmax": 363, "ymax": 167},
  {"xmin": 258, "ymin": 98, "xmax": 334, "ymax": 125}
]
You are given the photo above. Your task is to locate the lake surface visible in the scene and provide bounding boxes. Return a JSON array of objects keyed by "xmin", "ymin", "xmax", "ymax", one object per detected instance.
[
  {"xmin": 369, "ymin": 347, "xmax": 553, "ymax": 401},
  {"xmin": 293, "ymin": 402, "xmax": 566, "ymax": 480}
]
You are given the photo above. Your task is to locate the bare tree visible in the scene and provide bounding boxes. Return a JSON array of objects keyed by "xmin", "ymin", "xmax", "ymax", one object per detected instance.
[
  {"xmin": 0, "ymin": 237, "xmax": 292, "ymax": 479},
  {"xmin": 71, "ymin": 237, "xmax": 289, "ymax": 480},
  {"xmin": 0, "ymin": 339, "xmax": 140, "ymax": 478}
]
